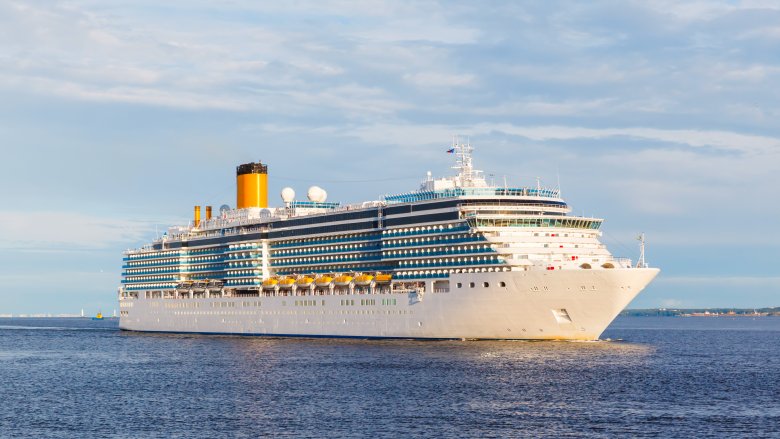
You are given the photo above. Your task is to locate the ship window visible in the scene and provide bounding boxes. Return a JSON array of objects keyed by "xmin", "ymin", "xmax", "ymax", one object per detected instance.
[
  {"xmin": 499, "ymin": 282, "xmax": 506, "ymax": 287},
  {"xmin": 456, "ymin": 283, "xmax": 462, "ymax": 288},
  {"xmin": 469, "ymin": 282, "xmax": 475, "ymax": 288},
  {"xmin": 483, "ymin": 282, "xmax": 489, "ymax": 288}
]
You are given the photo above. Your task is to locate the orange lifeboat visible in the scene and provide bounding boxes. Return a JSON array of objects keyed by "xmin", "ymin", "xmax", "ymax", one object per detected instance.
[
  {"xmin": 374, "ymin": 273, "xmax": 392, "ymax": 283},
  {"xmin": 296, "ymin": 276, "xmax": 314, "ymax": 287},
  {"xmin": 315, "ymin": 276, "xmax": 333, "ymax": 287},
  {"xmin": 354, "ymin": 274, "xmax": 374, "ymax": 286},
  {"xmin": 278, "ymin": 278, "xmax": 296, "ymax": 289},
  {"xmin": 262, "ymin": 278, "xmax": 279, "ymax": 289},
  {"xmin": 333, "ymin": 275, "xmax": 353, "ymax": 286}
]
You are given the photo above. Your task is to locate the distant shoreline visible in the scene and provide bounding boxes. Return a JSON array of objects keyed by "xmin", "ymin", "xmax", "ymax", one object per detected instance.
[{"xmin": 621, "ymin": 307, "xmax": 780, "ymax": 317}]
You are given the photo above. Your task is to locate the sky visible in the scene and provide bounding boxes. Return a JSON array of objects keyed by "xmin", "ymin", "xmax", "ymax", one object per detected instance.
[{"xmin": 1, "ymin": 0, "xmax": 779, "ymax": 314}]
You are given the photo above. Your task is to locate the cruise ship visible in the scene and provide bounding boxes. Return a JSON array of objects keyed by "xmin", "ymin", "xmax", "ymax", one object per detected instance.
[{"xmin": 118, "ymin": 142, "xmax": 658, "ymax": 340}]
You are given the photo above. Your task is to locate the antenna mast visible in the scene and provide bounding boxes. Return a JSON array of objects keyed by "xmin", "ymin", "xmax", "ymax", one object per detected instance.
[
  {"xmin": 449, "ymin": 135, "xmax": 485, "ymax": 187},
  {"xmin": 636, "ymin": 233, "xmax": 647, "ymax": 268}
]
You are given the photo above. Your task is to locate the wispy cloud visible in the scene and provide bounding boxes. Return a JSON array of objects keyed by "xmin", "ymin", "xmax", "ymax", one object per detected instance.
[
  {"xmin": 0, "ymin": 211, "xmax": 168, "ymax": 251},
  {"xmin": 338, "ymin": 122, "xmax": 780, "ymax": 156}
]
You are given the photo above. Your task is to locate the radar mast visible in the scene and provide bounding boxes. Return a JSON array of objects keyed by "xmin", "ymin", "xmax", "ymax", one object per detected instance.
[{"xmin": 450, "ymin": 135, "xmax": 485, "ymax": 187}]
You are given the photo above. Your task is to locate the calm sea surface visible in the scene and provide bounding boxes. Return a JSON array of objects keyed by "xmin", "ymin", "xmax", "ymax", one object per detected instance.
[{"xmin": 1, "ymin": 316, "xmax": 778, "ymax": 438}]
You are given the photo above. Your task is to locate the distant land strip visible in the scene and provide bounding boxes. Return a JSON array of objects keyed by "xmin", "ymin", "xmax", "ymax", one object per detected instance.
[{"xmin": 622, "ymin": 308, "xmax": 780, "ymax": 317}]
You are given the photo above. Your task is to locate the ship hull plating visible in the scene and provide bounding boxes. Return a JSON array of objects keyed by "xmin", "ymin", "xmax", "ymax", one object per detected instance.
[{"xmin": 119, "ymin": 268, "xmax": 658, "ymax": 340}]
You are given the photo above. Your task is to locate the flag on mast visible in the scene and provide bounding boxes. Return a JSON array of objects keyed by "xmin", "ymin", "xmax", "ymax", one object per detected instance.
[{"xmin": 446, "ymin": 148, "xmax": 455, "ymax": 153}]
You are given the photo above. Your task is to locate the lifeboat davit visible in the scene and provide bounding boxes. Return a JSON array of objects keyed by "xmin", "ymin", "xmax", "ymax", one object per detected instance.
[
  {"xmin": 278, "ymin": 278, "xmax": 296, "ymax": 289},
  {"xmin": 315, "ymin": 276, "xmax": 333, "ymax": 287},
  {"xmin": 333, "ymin": 275, "xmax": 353, "ymax": 286},
  {"xmin": 262, "ymin": 278, "xmax": 279, "ymax": 289},
  {"xmin": 296, "ymin": 277, "xmax": 314, "ymax": 287},
  {"xmin": 374, "ymin": 274, "xmax": 392, "ymax": 283},
  {"xmin": 354, "ymin": 274, "xmax": 374, "ymax": 286}
]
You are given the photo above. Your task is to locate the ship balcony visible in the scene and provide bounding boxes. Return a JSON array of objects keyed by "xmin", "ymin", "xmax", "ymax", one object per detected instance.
[
  {"xmin": 395, "ymin": 271, "xmax": 451, "ymax": 280},
  {"xmin": 122, "ymin": 260, "xmax": 183, "ymax": 269},
  {"xmin": 271, "ymin": 255, "xmax": 383, "ymax": 267},
  {"xmin": 186, "ymin": 248, "xmax": 227, "ymax": 257},
  {"xmin": 382, "ymin": 224, "xmax": 470, "ymax": 238},
  {"xmin": 382, "ymin": 246, "xmax": 496, "ymax": 260},
  {"xmin": 182, "ymin": 265, "xmax": 226, "ymax": 273},
  {"xmin": 226, "ymin": 262, "xmax": 260, "ymax": 269},
  {"xmin": 125, "ymin": 284, "xmax": 176, "ymax": 291},
  {"xmin": 123, "ymin": 252, "xmax": 183, "ymax": 262},
  {"xmin": 382, "ymin": 233, "xmax": 487, "ymax": 248},
  {"xmin": 225, "ymin": 279, "xmax": 262, "ymax": 286},
  {"xmin": 397, "ymin": 256, "xmax": 505, "ymax": 270},
  {"xmin": 225, "ymin": 244, "xmax": 260, "ymax": 253},
  {"xmin": 122, "ymin": 267, "xmax": 183, "ymax": 276},
  {"xmin": 274, "ymin": 264, "xmax": 395, "ymax": 276},
  {"xmin": 121, "ymin": 275, "xmax": 178, "ymax": 283},
  {"xmin": 272, "ymin": 245, "xmax": 381, "ymax": 258},
  {"xmin": 224, "ymin": 272, "xmax": 261, "ymax": 279},
  {"xmin": 225, "ymin": 253, "xmax": 261, "ymax": 261},
  {"xmin": 271, "ymin": 234, "xmax": 382, "ymax": 249},
  {"xmin": 185, "ymin": 259, "xmax": 227, "ymax": 267}
]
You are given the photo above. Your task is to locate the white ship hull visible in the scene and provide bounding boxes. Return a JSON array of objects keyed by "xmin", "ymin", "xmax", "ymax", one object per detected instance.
[{"xmin": 119, "ymin": 268, "xmax": 658, "ymax": 340}]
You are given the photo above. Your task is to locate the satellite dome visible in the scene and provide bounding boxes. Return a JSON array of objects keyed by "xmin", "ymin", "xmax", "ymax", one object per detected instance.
[
  {"xmin": 281, "ymin": 187, "xmax": 295, "ymax": 204},
  {"xmin": 219, "ymin": 204, "xmax": 230, "ymax": 214},
  {"xmin": 307, "ymin": 186, "xmax": 327, "ymax": 203}
]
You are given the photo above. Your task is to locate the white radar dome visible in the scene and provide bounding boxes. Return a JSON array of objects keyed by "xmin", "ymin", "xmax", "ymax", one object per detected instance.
[
  {"xmin": 307, "ymin": 186, "xmax": 328, "ymax": 203},
  {"xmin": 281, "ymin": 187, "xmax": 295, "ymax": 204}
]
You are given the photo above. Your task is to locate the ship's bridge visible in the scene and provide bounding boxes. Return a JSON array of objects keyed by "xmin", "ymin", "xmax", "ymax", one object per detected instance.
[{"xmin": 383, "ymin": 186, "xmax": 563, "ymax": 204}]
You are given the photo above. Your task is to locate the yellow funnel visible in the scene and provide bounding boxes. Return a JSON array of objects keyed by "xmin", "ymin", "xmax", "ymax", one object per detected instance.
[
  {"xmin": 193, "ymin": 206, "xmax": 201, "ymax": 227},
  {"xmin": 236, "ymin": 162, "xmax": 268, "ymax": 209}
]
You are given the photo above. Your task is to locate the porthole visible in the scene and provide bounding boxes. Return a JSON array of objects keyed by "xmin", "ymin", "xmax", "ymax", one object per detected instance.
[
  {"xmin": 469, "ymin": 282, "xmax": 475, "ymax": 288},
  {"xmin": 456, "ymin": 283, "xmax": 463, "ymax": 288},
  {"xmin": 483, "ymin": 282, "xmax": 489, "ymax": 288},
  {"xmin": 499, "ymin": 282, "xmax": 506, "ymax": 287}
]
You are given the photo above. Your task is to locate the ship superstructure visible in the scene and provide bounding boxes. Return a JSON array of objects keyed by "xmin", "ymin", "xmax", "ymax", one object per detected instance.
[{"xmin": 119, "ymin": 141, "xmax": 658, "ymax": 339}]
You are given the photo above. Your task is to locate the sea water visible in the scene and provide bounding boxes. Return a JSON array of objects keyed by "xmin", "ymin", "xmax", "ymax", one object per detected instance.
[{"xmin": 1, "ymin": 316, "xmax": 778, "ymax": 438}]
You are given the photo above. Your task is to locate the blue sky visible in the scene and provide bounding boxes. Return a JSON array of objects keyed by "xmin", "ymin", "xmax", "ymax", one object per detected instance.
[{"xmin": 1, "ymin": 0, "xmax": 778, "ymax": 314}]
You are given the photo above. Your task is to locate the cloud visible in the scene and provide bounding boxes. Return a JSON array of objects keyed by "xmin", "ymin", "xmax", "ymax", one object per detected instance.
[
  {"xmin": 403, "ymin": 72, "xmax": 476, "ymax": 88},
  {"xmin": 0, "ymin": 211, "xmax": 170, "ymax": 251},
  {"xmin": 339, "ymin": 122, "xmax": 780, "ymax": 156}
]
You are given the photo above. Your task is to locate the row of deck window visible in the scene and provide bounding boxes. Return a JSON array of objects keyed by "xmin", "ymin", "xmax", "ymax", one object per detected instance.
[
  {"xmin": 272, "ymin": 243, "xmax": 381, "ymax": 257},
  {"xmin": 455, "ymin": 281, "xmax": 508, "ymax": 288},
  {"xmin": 122, "ymin": 275, "xmax": 178, "ymax": 283},
  {"xmin": 272, "ymin": 254, "xmax": 383, "ymax": 267},
  {"xmin": 396, "ymin": 267, "xmax": 510, "ymax": 279},
  {"xmin": 472, "ymin": 218, "xmax": 602, "ymax": 229},
  {"xmin": 398, "ymin": 256, "xmax": 503, "ymax": 268},
  {"xmin": 382, "ymin": 233, "xmax": 486, "ymax": 248},
  {"xmin": 382, "ymin": 224, "xmax": 469, "ymax": 237},
  {"xmin": 272, "ymin": 233, "xmax": 380, "ymax": 249},
  {"xmin": 384, "ymin": 245, "xmax": 493, "ymax": 258}
]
